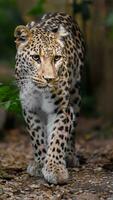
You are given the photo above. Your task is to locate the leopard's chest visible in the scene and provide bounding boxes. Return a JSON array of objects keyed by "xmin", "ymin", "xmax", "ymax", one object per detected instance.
[
  {"xmin": 20, "ymin": 81, "xmax": 56, "ymax": 114},
  {"xmin": 41, "ymin": 91, "xmax": 55, "ymax": 114}
]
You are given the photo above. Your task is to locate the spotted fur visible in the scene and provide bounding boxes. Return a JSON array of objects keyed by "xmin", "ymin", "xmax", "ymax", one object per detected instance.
[{"xmin": 14, "ymin": 13, "xmax": 85, "ymax": 184}]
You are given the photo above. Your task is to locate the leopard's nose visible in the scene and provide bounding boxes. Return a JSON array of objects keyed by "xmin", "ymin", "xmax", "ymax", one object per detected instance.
[
  {"xmin": 41, "ymin": 63, "xmax": 57, "ymax": 80},
  {"xmin": 42, "ymin": 74, "xmax": 56, "ymax": 80}
]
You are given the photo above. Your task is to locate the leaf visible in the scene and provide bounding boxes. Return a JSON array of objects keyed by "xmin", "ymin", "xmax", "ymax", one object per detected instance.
[
  {"xmin": 4, "ymin": 101, "xmax": 11, "ymax": 110},
  {"xmin": 105, "ymin": 12, "xmax": 113, "ymax": 27},
  {"xmin": 0, "ymin": 83, "xmax": 21, "ymax": 114}
]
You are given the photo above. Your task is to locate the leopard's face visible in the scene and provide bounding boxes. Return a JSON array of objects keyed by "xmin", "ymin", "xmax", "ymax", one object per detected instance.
[{"xmin": 15, "ymin": 25, "xmax": 68, "ymax": 88}]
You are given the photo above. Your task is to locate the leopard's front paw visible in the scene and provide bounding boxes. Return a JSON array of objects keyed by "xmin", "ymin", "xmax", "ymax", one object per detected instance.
[
  {"xmin": 27, "ymin": 161, "xmax": 43, "ymax": 177},
  {"xmin": 42, "ymin": 162, "xmax": 69, "ymax": 184}
]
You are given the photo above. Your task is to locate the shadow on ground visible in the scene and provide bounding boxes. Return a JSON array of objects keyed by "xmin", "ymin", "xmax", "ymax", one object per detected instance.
[{"xmin": 0, "ymin": 117, "xmax": 113, "ymax": 200}]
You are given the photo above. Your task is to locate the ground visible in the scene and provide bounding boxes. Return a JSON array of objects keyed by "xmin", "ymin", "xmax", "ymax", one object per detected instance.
[{"xmin": 0, "ymin": 117, "xmax": 113, "ymax": 200}]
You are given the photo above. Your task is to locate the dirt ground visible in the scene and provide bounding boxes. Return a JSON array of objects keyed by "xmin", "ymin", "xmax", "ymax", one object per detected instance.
[{"xmin": 0, "ymin": 117, "xmax": 113, "ymax": 200}]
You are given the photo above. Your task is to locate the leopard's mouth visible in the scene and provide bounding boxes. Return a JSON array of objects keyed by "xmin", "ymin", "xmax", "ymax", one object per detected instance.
[
  {"xmin": 32, "ymin": 76, "xmax": 47, "ymax": 87},
  {"xmin": 32, "ymin": 76, "xmax": 59, "ymax": 88}
]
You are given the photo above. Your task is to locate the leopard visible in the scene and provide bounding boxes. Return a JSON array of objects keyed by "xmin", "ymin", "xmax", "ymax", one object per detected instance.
[{"xmin": 14, "ymin": 13, "xmax": 85, "ymax": 184}]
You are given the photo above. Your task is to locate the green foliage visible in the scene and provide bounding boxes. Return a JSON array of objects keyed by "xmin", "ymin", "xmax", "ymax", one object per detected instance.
[
  {"xmin": 105, "ymin": 11, "xmax": 113, "ymax": 40},
  {"xmin": 28, "ymin": 0, "xmax": 45, "ymax": 16},
  {"xmin": 0, "ymin": 0, "xmax": 22, "ymax": 114},
  {"xmin": 0, "ymin": 84, "xmax": 21, "ymax": 115},
  {"xmin": 0, "ymin": 0, "xmax": 22, "ymax": 61},
  {"xmin": 106, "ymin": 12, "xmax": 113, "ymax": 27}
]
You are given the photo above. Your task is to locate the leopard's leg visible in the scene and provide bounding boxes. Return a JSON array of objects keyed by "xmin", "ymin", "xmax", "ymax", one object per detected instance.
[
  {"xmin": 42, "ymin": 108, "xmax": 72, "ymax": 184},
  {"xmin": 66, "ymin": 82, "xmax": 81, "ymax": 167},
  {"xmin": 66, "ymin": 108, "xmax": 79, "ymax": 168},
  {"xmin": 23, "ymin": 108, "xmax": 47, "ymax": 177}
]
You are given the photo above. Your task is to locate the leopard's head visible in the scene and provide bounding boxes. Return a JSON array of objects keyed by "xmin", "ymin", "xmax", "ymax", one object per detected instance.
[{"xmin": 14, "ymin": 24, "xmax": 68, "ymax": 88}]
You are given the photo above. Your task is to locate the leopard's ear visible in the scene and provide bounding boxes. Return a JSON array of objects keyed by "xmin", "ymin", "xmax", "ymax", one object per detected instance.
[
  {"xmin": 57, "ymin": 25, "xmax": 68, "ymax": 37},
  {"xmin": 56, "ymin": 25, "xmax": 69, "ymax": 47},
  {"xmin": 14, "ymin": 25, "xmax": 31, "ymax": 48}
]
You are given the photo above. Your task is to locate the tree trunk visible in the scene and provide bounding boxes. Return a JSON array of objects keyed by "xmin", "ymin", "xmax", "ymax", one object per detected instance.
[{"xmin": 89, "ymin": 0, "xmax": 113, "ymax": 120}]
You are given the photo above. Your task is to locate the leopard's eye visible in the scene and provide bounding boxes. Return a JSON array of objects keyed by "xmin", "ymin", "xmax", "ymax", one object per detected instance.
[
  {"xmin": 54, "ymin": 55, "xmax": 61, "ymax": 63},
  {"xmin": 32, "ymin": 55, "xmax": 41, "ymax": 63}
]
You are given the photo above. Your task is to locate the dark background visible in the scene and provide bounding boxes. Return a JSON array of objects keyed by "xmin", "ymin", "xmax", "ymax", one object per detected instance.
[{"xmin": 1, "ymin": 2, "xmax": 113, "ymax": 199}]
